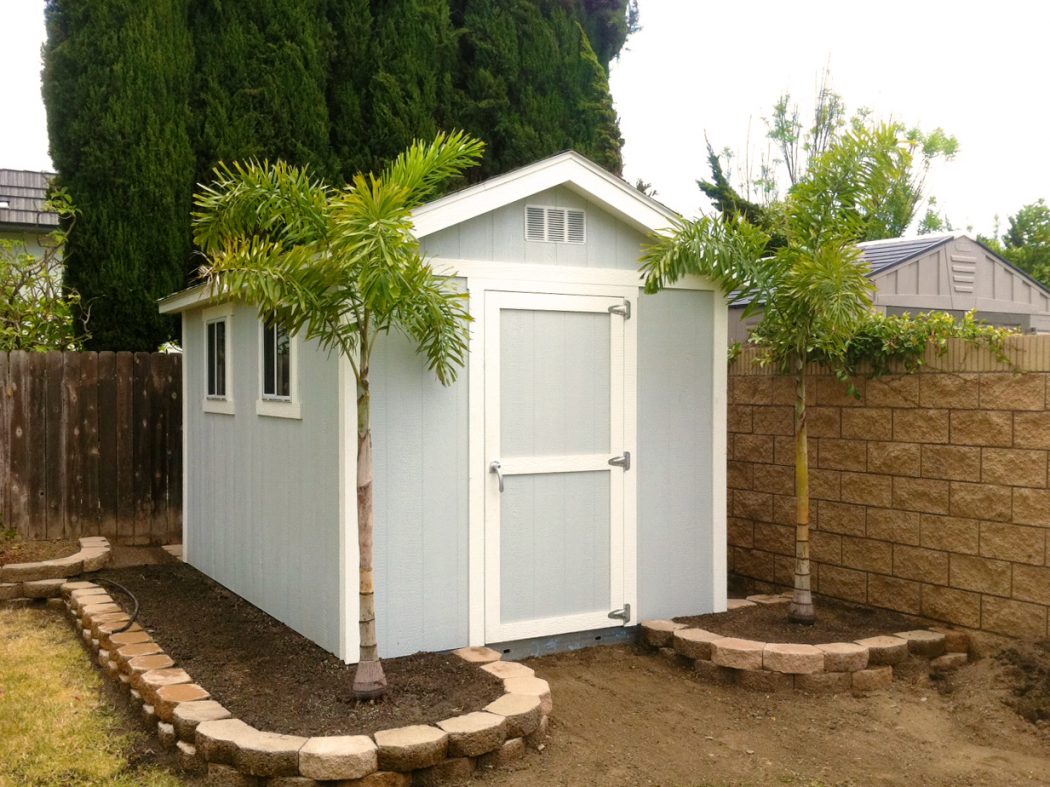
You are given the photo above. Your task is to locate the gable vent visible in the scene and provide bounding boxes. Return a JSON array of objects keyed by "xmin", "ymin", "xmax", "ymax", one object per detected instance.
[{"xmin": 525, "ymin": 205, "xmax": 586, "ymax": 244}]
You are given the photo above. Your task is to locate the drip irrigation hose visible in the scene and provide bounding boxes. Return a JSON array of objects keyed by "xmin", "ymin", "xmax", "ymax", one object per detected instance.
[{"xmin": 92, "ymin": 577, "xmax": 140, "ymax": 635}]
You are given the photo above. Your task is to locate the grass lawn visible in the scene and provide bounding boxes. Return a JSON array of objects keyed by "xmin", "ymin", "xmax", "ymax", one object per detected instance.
[{"xmin": 0, "ymin": 606, "xmax": 184, "ymax": 787}]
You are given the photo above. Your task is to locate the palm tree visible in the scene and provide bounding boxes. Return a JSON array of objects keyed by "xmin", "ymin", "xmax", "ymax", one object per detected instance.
[
  {"xmin": 641, "ymin": 126, "xmax": 887, "ymax": 623},
  {"xmin": 192, "ymin": 131, "xmax": 485, "ymax": 696}
]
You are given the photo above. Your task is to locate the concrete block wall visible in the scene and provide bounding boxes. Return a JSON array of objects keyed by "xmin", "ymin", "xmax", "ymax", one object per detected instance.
[{"xmin": 728, "ymin": 345, "xmax": 1050, "ymax": 639}]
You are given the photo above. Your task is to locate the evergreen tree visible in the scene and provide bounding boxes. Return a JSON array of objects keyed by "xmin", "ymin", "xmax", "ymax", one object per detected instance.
[
  {"xmin": 43, "ymin": 0, "xmax": 195, "ymax": 351},
  {"xmin": 326, "ymin": 0, "xmax": 375, "ymax": 181},
  {"xmin": 190, "ymin": 0, "xmax": 334, "ymax": 184}
]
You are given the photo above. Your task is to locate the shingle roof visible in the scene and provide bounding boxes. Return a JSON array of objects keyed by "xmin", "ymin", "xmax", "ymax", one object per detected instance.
[
  {"xmin": 856, "ymin": 234, "xmax": 954, "ymax": 276},
  {"xmin": 0, "ymin": 169, "xmax": 58, "ymax": 229}
]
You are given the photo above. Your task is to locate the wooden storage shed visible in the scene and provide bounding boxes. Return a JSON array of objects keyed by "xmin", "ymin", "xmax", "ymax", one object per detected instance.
[{"xmin": 160, "ymin": 151, "xmax": 728, "ymax": 662}]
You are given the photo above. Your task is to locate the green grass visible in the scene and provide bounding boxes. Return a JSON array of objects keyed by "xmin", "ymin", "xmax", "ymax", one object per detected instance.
[{"xmin": 0, "ymin": 606, "xmax": 185, "ymax": 787}]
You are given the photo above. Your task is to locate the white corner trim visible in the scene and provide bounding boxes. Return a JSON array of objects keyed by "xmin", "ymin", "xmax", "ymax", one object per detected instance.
[
  {"xmin": 181, "ymin": 313, "xmax": 190, "ymax": 563},
  {"xmin": 710, "ymin": 293, "xmax": 729, "ymax": 613},
  {"xmin": 466, "ymin": 283, "xmax": 486, "ymax": 647},
  {"xmin": 338, "ymin": 353, "xmax": 360, "ymax": 663}
]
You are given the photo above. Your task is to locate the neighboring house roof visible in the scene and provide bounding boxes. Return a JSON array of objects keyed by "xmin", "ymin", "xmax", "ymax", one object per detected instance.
[
  {"xmin": 160, "ymin": 150, "xmax": 678, "ymax": 314},
  {"xmin": 0, "ymin": 169, "xmax": 58, "ymax": 231},
  {"xmin": 856, "ymin": 234, "xmax": 954, "ymax": 275}
]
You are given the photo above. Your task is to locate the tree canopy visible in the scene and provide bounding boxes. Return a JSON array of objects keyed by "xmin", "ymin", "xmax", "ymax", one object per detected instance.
[
  {"xmin": 980, "ymin": 199, "xmax": 1050, "ymax": 283},
  {"xmin": 43, "ymin": 0, "xmax": 635, "ymax": 350}
]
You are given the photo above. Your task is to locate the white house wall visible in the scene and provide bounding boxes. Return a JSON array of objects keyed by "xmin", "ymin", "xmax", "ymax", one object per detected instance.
[
  {"xmin": 183, "ymin": 302, "xmax": 342, "ymax": 655},
  {"xmin": 421, "ymin": 185, "xmax": 649, "ymax": 269},
  {"xmin": 637, "ymin": 288, "xmax": 720, "ymax": 619},
  {"xmin": 370, "ymin": 325, "xmax": 470, "ymax": 658}
]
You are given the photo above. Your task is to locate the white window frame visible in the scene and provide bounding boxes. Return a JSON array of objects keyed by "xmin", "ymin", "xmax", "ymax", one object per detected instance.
[
  {"xmin": 256, "ymin": 317, "xmax": 301, "ymax": 419},
  {"xmin": 202, "ymin": 304, "xmax": 234, "ymax": 415}
]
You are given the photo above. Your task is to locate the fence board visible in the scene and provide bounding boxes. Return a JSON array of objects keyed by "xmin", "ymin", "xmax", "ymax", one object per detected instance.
[{"xmin": 0, "ymin": 350, "xmax": 181, "ymax": 544}]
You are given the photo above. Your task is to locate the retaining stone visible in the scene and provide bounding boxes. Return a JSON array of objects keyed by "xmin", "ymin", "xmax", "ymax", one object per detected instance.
[
  {"xmin": 100, "ymin": 622, "xmax": 144, "ymax": 650},
  {"xmin": 0, "ymin": 583, "xmax": 22, "ymax": 600},
  {"xmin": 108, "ymin": 629, "xmax": 152, "ymax": 648},
  {"xmin": 746, "ymin": 594, "xmax": 789, "ymax": 605},
  {"xmin": 855, "ymin": 635, "xmax": 909, "ymax": 666},
  {"xmin": 266, "ymin": 778, "xmax": 321, "ymax": 787},
  {"xmin": 157, "ymin": 721, "xmax": 178, "ymax": 749},
  {"xmin": 1, "ymin": 562, "xmax": 66, "ymax": 582},
  {"xmin": 479, "ymin": 737, "xmax": 526, "ymax": 769},
  {"xmin": 348, "ymin": 772, "xmax": 411, "ymax": 787},
  {"xmin": 480, "ymin": 660, "xmax": 534, "ymax": 680},
  {"xmin": 37, "ymin": 555, "xmax": 84, "ymax": 577},
  {"xmin": 89, "ymin": 613, "xmax": 130, "ymax": 637},
  {"xmin": 726, "ymin": 598, "xmax": 757, "ymax": 610},
  {"xmin": 694, "ymin": 658, "xmax": 739, "ymax": 685},
  {"xmin": 204, "ymin": 762, "xmax": 260, "ymax": 786},
  {"xmin": 231, "ymin": 730, "xmax": 307, "ymax": 777},
  {"xmin": 298, "ymin": 735, "xmax": 377, "ymax": 781},
  {"xmin": 437, "ymin": 712, "xmax": 507, "ymax": 757},
  {"xmin": 852, "ymin": 666, "xmax": 894, "ymax": 691},
  {"xmin": 80, "ymin": 601, "xmax": 121, "ymax": 619},
  {"xmin": 413, "ymin": 756, "xmax": 476, "ymax": 787},
  {"xmin": 525, "ymin": 714, "xmax": 549, "ymax": 749},
  {"xmin": 374, "ymin": 725, "xmax": 449, "ymax": 772},
  {"xmin": 894, "ymin": 630, "xmax": 947, "ymax": 658},
  {"xmin": 930, "ymin": 652, "xmax": 968, "ymax": 672},
  {"xmin": 502, "ymin": 676, "xmax": 553, "ymax": 715},
  {"xmin": 450, "ymin": 646, "xmax": 501, "ymax": 664},
  {"xmin": 710, "ymin": 637, "xmax": 766, "ymax": 670},
  {"xmin": 737, "ymin": 669, "xmax": 794, "ymax": 693},
  {"xmin": 794, "ymin": 671, "xmax": 853, "ymax": 693},
  {"xmin": 45, "ymin": 597, "xmax": 65, "ymax": 610},
  {"xmin": 672, "ymin": 628, "xmax": 723, "ymax": 661},
  {"xmin": 932, "ymin": 627, "xmax": 971, "ymax": 654},
  {"xmin": 139, "ymin": 667, "xmax": 192, "ymax": 703},
  {"xmin": 817, "ymin": 642, "xmax": 869, "ymax": 672},
  {"xmin": 176, "ymin": 740, "xmax": 207, "ymax": 776},
  {"xmin": 763, "ymin": 643, "xmax": 824, "ymax": 674},
  {"xmin": 640, "ymin": 619, "xmax": 686, "ymax": 648},
  {"xmin": 115, "ymin": 642, "xmax": 163, "ymax": 666},
  {"xmin": 155, "ymin": 683, "xmax": 211, "ymax": 722},
  {"xmin": 128, "ymin": 653, "xmax": 176, "ymax": 677},
  {"xmin": 23, "ymin": 578, "xmax": 66, "ymax": 598},
  {"xmin": 80, "ymin": 548, "xmax": 110, "ymax": 572},
  {"xmin": 62, "ymin": 580, "xmax": 100, "ymax": 592},
  {"xmin": 483, "ymin": 693, "xmax": 542, "ymax": 738},
  {"xmin": 197, "ymin": 718, "xmax": 258, "ymax": 765},
  {"xmin": 174, "ymin": 700, "xmax": 233, "ymax": 742}
]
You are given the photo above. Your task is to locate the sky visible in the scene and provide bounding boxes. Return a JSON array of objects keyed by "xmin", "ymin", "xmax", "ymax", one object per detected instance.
[{"xmin": 3, "ymin": 1, "xmax": 1047, "ymax": 237}]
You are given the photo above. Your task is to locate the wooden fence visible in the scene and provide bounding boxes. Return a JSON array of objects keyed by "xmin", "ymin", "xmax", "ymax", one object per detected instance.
[{"xmin": 0, "ymin": 351, "xmax": 181, "ymax": 544}]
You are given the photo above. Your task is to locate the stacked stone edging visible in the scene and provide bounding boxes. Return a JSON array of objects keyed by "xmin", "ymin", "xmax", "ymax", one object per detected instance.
[
  {"xmin": 0, "ymin": 537, "xmax": 111, "ymax": 603},
  {"xmin": 641, "ymin": 594, "xmax": 972, "ymax": 694},
  {"xmin": 59, "ymin": 583, "xmax": 551, "ymax": 786}
]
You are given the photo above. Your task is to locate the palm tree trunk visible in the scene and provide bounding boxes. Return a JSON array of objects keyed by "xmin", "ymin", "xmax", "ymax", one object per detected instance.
[
  {"xmin": 790, "ymin": 352, "xmax": 816, "ymax": 624},
  {"xmin": 352, "ymin": 364, "xmax": 387, "ymax": 698}
]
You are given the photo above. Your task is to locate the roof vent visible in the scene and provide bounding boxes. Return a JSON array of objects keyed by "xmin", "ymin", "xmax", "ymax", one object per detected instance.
[{"xmin": 525, "ymin": 205, "xmax": 585, "ymax": 244}]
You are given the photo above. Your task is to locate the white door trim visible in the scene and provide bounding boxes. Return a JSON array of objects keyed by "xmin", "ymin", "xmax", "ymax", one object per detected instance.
[{"xmin": 476, "ymin": 286, "xmax": 637, "ymax": 644}]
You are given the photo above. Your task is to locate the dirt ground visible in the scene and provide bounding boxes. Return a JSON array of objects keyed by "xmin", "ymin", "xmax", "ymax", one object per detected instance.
[
  {"xmin": 477, "ymin": 642, "xmax": 1050, "ymax": 787},
  {"xmin": 95, "ymin": 563, "xmax": 503, "ymax": 736},
  {"xmin": 676, "ymin": 597, "xmax": 929, "ymax": 645},
  {"xmin": 0, "ymin": 536, "xmax": 79, "ymax": 565}
]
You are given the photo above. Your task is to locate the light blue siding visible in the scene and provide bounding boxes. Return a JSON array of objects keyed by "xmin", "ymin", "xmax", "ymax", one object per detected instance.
[
  {"xmin": 422, "ymin": 186, "xmax": 648, "ymax": 270},
  {"xmin": 637, "ymin": 288, "xmax": 717, "ymax": 619},
  {"xmin": 184, "ymin": 302, "xmax": 342, "ymax": 655},
  {"xmin": 370, "ymin": 329, "xmax": 470, "ymax": 658}
]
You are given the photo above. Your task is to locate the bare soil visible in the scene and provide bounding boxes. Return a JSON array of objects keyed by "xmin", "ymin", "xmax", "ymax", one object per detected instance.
[
  {"xmin": 998, "ymin": 639, "xmax": 1050, "ymax": 724},
  {"xmin": 0, "ymin": 535, "xmax": 79, "ymax": 565},
  {"xmin": 675, "ymin": 597, "xmax": 928, "ymax": 645},
  {"xmin": 95, "ymin": 563, "xmax": 503, "ymax": 737},
  {"xmin": 477, "ymin": 641, "xmax": 1050, "ymax": 786}
]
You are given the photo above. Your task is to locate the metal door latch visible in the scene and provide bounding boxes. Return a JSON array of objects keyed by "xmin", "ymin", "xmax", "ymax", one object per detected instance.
[
  {"xmin": 608, "ymin": 301, "xmax": 631, "ymax": 319},
  {"xmin": 608, "ymin": 603, "xmax": 631, "ymax": 624},
  {"xmin": 608, "ymin": 451, "xmax": 631, "ymax": 471},
  {"xmin": 490, "ymin": 460, "xmax": 504, "ymax": 492}
]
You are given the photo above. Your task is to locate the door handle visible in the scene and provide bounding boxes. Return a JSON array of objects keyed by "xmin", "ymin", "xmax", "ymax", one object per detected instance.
[{"xmin": 490, "ymin": 460, "xmax": 504, "ymax": 492}]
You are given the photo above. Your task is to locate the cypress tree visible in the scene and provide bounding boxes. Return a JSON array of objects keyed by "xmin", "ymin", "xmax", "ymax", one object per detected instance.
[
  {"xmin": 326, "ymin": 0, "xmax": 375, "ymax": 182},
  {"xmin": 189, "ymin": 0, "xmax": 334, "ymax": 184},
  {"xmin": 43, "ymin": 0, "xmax": 195, "ymax": 351}
]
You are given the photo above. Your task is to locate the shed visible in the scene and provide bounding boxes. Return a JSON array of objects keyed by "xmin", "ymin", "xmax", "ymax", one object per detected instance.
[
  {"xmin": 729, "ymin": 233, "xmax": 1050, "ymax": 342},
  {"xmin": 0, "ymin": 169, "xmax": 58, "ymax": 259},
  {"xmin": 159, "ymin": 151, "xmax": 728, "ymax": 662}
]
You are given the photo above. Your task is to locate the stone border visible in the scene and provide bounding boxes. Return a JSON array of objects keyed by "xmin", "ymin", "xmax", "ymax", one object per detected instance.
[
  {"xmin": 58, "ymin": 582, "xmax": 552, "ymax": 786},
  {"xmin": 0, "ymin": 537, "xmax": 111, "ymax": 602},
  {"xmin": 641, "ymin": 594, "xmax": 972, "ymax": 693}
]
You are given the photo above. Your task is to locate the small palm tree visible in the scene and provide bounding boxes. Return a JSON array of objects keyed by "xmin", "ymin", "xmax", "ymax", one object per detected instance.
[
  {"xmin": 193, "ymin": 131, "xmax": 485, "ymax": 696},
  {"xmin": 642, "ymin": 127, "xmax": 882, "ymax": 623}
]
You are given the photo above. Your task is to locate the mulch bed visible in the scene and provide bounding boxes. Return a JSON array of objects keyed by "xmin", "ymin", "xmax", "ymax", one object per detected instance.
[
  {"xmin": 674, "ymin": 596, "xmax": 928, "ymax": 646},
  {"xmin": 95, "ymin": 563, "xmax": 503, "ymax": 737},
  {"xmin": 0, "ymin": 537, "xmax": 79, "ymax": 565}
]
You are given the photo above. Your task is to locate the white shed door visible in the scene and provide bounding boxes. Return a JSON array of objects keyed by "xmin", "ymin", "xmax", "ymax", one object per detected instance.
[{"xmin": 484, "ymin": 291, "xmax": 630, "ymax": 643}]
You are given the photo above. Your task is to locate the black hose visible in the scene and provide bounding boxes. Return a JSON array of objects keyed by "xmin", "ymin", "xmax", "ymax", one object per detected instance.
[{"xmin": 92, "ymin": 577, "xmax": 140, "ymax": 635}]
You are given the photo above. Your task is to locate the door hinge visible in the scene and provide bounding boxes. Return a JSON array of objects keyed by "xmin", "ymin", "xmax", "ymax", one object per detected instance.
[
  {"xmin": 608, "ymin": 301, "xmax": 631, "ymax": 319},
  {"xmin": 608, "ymin": 603, "xmax": 631, "ymax": 624},
  {"xmin": 608, "ymin": 451, "xmax": 631, "ymax": 471}
]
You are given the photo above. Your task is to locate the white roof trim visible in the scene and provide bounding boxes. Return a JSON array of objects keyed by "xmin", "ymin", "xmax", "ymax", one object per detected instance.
[
  {"xmin": 411, "ymin": 151, "xmax": 678, "ymax": 238},
  {"xmin": 161, "ymin": 152, "xmax": 678, "ymax": 314}
]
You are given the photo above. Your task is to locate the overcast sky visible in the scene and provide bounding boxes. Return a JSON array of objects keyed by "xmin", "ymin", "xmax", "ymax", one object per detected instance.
[{"xmin": 3, "ymin": 1, "xmax": 1047, "ymax": 236}]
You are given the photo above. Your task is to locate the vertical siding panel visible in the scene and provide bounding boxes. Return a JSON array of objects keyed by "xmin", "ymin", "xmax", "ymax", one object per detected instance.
[
  {"xmin": 96, "ymin": 352, "xmax": 118, "ymax": 538},
  {"xmin": 114, "ymin": 353, "xmax": 135, "ymax": 541},
  {"xmin": 44, "ymin": 352, "xmax": 67, "ymax": 538}
]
